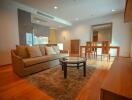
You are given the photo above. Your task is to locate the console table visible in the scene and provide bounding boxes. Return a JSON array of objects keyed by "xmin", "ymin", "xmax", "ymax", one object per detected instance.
[{"xmin": 101, "ymin": 57, "xmax": 132, "ymax": 100}]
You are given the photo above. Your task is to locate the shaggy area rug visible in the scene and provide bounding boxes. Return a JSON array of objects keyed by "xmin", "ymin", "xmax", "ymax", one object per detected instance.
[{"xmin": 26, "ymin": 65, "xmax": 96, "ymax": 100}]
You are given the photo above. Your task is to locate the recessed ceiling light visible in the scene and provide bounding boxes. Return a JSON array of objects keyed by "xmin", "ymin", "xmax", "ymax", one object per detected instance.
[
  {"xmin": 112, "ymin": 9, "xmax": 116, "ymax": 12},
  {"xmin": 36, "ymin": 20, "xmax": 40, "ymax": 23},
  {"xmin": 54, "ymin": 6, "xmax": 58, "ymax": 9},
  {"xmin": 75, "ymin": 18, "xmax": 79, "ymax": 21}
]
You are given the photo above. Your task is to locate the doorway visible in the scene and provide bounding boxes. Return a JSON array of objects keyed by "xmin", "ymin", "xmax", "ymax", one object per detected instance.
[{"xmin": 70, "ymin": 39, "xmax": 80, "ymax": 56}]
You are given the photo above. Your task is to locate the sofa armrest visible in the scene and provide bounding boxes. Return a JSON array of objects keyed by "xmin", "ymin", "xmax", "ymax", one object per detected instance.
[
  {"xmin": 60, "ymin": 50, "xmax": 69, "ymax": 54},
  {"xmin": 11, "ymin": 50, "xmax": 25, "ymax": 76}
]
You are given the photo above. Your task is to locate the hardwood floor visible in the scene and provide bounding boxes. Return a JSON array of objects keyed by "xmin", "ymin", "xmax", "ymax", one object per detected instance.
[{"xmin": 0, "ymin": 58, "xmax": 114, "ymax": 100}]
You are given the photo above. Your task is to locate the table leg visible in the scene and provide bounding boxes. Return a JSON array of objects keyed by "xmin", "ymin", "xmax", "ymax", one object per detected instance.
[
  {"xmin": 80, "ymin": 47, "xmax": 82, "ymax": 57},
  {"xmin": 85, "ymin": 47, "xmax": 87, "ymax": 58},
  {"xmin": 77, "ymin": 63, "xmax": 79, "ymax": 69},
  {"xmin": 83, "ymin": 62, "xmax": 86, "ymax": 77},
  {"xmin": 117, "ymin": 47, "xmax": 120, "ymax": 57},
  {"xmin": 62, "ymin": 64, "xmax": 64, "ymax": 70},
  {"xmin": 64, "ymin": 63, "xmax": 67, "ymax": 79}
]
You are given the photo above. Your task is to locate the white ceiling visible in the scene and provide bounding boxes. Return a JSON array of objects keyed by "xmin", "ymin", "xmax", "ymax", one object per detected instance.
[{"xmin": 14, "ymin": 0, "xmax": 126, "ymax": 27}]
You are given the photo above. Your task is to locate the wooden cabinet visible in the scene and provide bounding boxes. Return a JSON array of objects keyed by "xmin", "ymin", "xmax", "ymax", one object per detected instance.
[
  {"xmin": 101, "ymin": 58, "xmax": 132, "ymax": 100},
  {"xmin": 70, "ymin": 39, "xmax": 80, "ymax": 55},
  {"xmin": 125, "ymin": 0, "xmax": 132, "ymax": 22}
]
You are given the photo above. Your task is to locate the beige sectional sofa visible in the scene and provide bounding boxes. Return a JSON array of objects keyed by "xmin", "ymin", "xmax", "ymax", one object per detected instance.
[{"xmin": 11, "ymin": 44, "xmax": 69, "ymax": 77}]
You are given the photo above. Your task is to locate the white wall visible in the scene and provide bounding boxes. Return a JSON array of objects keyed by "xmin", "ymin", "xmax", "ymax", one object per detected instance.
[
  {"xmin": 57, "ymin": 13, "xmax": 132, "ymax": 57},
  {"xmin": 0, "ymin": 1, "xmax": 19, "ymax": 66}
]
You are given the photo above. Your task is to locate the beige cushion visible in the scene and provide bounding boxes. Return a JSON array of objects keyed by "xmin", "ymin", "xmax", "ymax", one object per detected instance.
[
  {"xmin": 27, "ymin": 45, "xmax": 42, "ymax": 58},
  {"xmin": 39, "ymin": 44, "xmax": 46, "ymax": 56},
  {"xmin": 52, "ymin": 46, "xmax": 60, "ymax": 54},
  {"xmin": 45, "ymin": 46, "xmax": 57, "ymax": 55},
  {"xmin": 52, "ymin": 53, "xmax": 69, "ymax": 59},
  {"xmin": 23, "ymin": 55, "xmax": 52, "ymax": 67},
  {"xmin": 16, "ymin": 45, "xmax": 29, "ymax": 58},
  {"xmin": 23, "ymin": 54, "xmax": 68, "ymax": 67}
]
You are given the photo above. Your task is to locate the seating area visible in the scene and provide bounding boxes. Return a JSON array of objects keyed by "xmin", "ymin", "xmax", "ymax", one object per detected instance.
[
  {"xmin": 0, "ymin": 0, "xmax": 132, "ymax": 100},
  {"xmin": 11, "ymin": 44, "xmax": 69, "ymax": 76}
]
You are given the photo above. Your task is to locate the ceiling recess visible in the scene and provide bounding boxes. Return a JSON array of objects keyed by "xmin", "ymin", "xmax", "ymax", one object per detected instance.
[
  {"xmin": 37, "ymin": 11, "xmax": 54, "ymax": 19},
  {"xmin": 36, "ymin": 11, "xmax": 72, "ymax": 26},
  {"xmin": 33, "ymin": 17, "xmax": 47, "ymax": 23}
]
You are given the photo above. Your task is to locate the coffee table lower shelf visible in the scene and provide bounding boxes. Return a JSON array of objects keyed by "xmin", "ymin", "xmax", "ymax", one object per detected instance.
[{"xmin": 59, "ymin": 57, "xmax": 86, "ymax": 79}]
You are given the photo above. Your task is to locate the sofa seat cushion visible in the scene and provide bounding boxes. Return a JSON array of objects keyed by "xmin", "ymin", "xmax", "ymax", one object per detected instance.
[
  {"xmin": 52, "ymin": 53, "xmax": 69, "ymax": 59},
  {"xmin": 23, "ymin": 55, "xmax": 52, "ymax": 67},
  {"xmin": 23, "ymin": 53, "xmax": 68, "ymax": 67}
]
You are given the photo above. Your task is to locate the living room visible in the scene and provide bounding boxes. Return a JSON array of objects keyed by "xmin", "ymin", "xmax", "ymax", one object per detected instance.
[{"xmin": 0, "ymin": 0, "xmax": 132, "ymax": 100}]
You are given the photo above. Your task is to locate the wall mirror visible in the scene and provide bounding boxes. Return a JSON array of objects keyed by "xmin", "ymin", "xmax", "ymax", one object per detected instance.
[{"xmin": 92, "ymin": 23, "xmax": 112, "ymax": 42}]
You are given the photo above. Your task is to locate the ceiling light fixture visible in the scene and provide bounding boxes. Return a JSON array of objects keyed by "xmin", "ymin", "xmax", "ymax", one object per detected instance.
[
  {"xmin": 75, "ymin": 18, "xmax": 79, "ymax": 21},
  {"xmin": 36, "ymin": 20, "xmax": 40, "ymax": 23},
  {"xmin": 54, "ymin": 6, "xmax": 58, "ymax": 9},
  {"xmin": 112, "ymin": 9, "xmax": 116, "ymax": 12}
]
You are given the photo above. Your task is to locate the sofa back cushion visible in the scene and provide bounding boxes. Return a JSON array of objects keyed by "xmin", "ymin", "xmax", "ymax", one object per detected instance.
[
  {"xmin": 27, "ymin": 45, "xmax": 42, "ymax": 58},
  {"xmin": 52, "ymin": 46, "xmax": 60, "ymax": 54},
  {"xmin": 16, "ymin": 45, "xmax": 29, "ymax": 58},
  {"xmin": 39, "ymin": 44, "xmax": 46, "ymax": 56},
  {"xmin": 45, "ymin": 46, "xmax": 57, "ymax": 55}
]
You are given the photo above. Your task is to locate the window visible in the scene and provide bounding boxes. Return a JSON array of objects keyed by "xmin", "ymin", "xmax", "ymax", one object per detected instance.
[
  {"xmin": 26, "ymin": 33, "xmax": 33, "ymax": 46},
  {"xmin": 33, "ymin": 36, "xmax": 48, "ymax": 45},
  {"xmin": 26, "ymin": 33, "xmax": 48, "ymax": 45}
]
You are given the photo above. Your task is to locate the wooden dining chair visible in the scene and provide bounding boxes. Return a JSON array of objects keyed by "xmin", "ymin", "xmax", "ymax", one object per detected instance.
[
  {"xmin": 86, "ymin": 41, "xmax": 97, "ymax": 59},
  {"xmin": 101, "ymin": 41, "xmax": 110, "ymax": 61},
  {"xmin": 92, "ymin": 42, "xmax": 98, "ymax": 58}
]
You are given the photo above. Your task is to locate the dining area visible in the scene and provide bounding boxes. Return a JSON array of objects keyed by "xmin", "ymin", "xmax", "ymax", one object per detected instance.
[
  {"xmin": 79, "ymin": 23, "xmax": 120, "ymax": 61},
  {"xmin": 80, "ymin": 41, "xmax": 120, "ymax": 61},
  {"xmin": 70, "ymin": 23, "xmax": 120, "ymax": 61}
]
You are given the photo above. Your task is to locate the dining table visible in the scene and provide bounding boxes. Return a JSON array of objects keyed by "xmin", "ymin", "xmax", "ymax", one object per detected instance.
[{"xmin": 80, "ymin": 45, "xmax": 120, "ymax": 57}]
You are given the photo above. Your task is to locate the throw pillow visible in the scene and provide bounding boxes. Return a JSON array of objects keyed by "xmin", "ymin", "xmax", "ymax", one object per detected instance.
[
  {"xmin": 16, "ymin": 45, "xmax": 29, "ymax": 58},
  {"xmin": 45, "ymin": 46, "xmax": 57, "ymax": 55},
  {"xmin": 52, "ymin": 46, "xmax": 60, "ymax": 54},
  {"xmin": 27, "ymin": 45, "xmax": 42, "ymax": 58},
  {"xmin": 39, "ymin": 44, "xmax": 46, "ymax": 56}
]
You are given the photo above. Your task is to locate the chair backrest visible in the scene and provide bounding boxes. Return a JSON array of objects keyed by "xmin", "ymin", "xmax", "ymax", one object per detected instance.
[
  {"xmin": 86, "ymin": 42, "xmax": 92, "ymax": 46},
  {"xmin": 102, "ymin": 41, "xmax": 110, "ymax": 54},
  {"xmin": 86, "ymin": 41, "xmax": 98, "ymax": 52},
  {"xmin": 86, "ymin": 42, "xmax": 92, "ymax": 52}
]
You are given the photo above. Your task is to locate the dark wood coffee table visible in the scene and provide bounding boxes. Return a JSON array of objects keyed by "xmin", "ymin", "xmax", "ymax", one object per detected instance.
[{"xmin": 59, "ymin": 57, "xmax": 86, "ymax": 78}]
